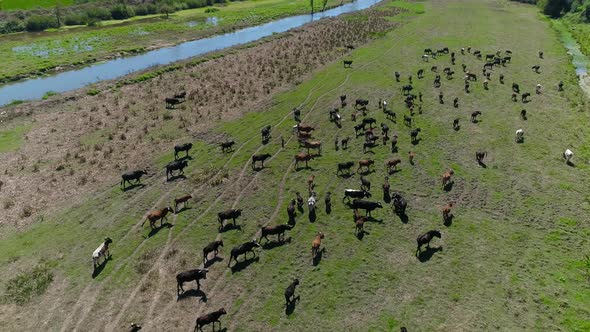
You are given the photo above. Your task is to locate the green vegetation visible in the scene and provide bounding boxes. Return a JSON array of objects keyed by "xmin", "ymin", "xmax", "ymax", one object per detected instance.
[
  {"xmin": 0, "ymin": 0, "xmax": 589, "ymax": 330},
  {"xmin": 0, "ymin": 124, "xmax": 31, "ymax": 152},
  {"xmin": 3, "ymin": 261, "xmax": 54, "ymax": 305},
  {"xmin": 0, "ymin": 0, "xmax": 73, "ymax": 10},
  {"xmin": 0, "ymin": 0, "xmax": 350, "ymax": 83}
]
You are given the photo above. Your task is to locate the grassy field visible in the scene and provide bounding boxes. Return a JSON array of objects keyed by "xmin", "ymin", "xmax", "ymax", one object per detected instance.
[
  {"xmin": 0, "ymin": 0, "xmax": 73, "ymax": 10},
  {"xmin": 1, "ymin": 0, "xmax": 590, "ymax": 331},
  {"xmin": 0, "ymin": 0, "xmax": 349, "ymax": 83}
]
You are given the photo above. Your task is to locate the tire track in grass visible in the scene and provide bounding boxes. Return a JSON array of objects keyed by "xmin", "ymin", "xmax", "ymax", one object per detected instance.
[
  {"xmin": 142, "ymin": 73, "xmax": 335, "ymax": 331},
  {"xmin": 60, "ymin": 136, "xmax": 254, "ymax": 332}
]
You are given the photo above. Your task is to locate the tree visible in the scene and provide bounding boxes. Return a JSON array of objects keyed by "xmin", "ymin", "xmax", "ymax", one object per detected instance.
[
  {"xmin": 537, "ymin": 0, "xmax": 568, "ymax": 17},
  {"xmin": 322, "ymin": 0, "xmax": 328, "ymax": 11},
  {"xmin": 310, "ymin": 0, "xmax": 314, "ymax": 14},
  {"xmin": 159, "ymin": 4, "xmax": 172, "ymax": 19},
  {"xmin": 54, "ymin": 1, "xmax": 63, "ymax": 27}
]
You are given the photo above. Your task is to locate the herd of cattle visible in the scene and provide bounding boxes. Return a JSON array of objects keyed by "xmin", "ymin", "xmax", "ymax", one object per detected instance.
[{"xmin": 89, "ymin": 45, "xmax": 575, "ymax": 331}]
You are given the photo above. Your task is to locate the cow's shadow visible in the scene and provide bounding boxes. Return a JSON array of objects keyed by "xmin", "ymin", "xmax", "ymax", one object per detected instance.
[
  {"xmin": 147, "ymin": 222, "xmax": 173, "ymax": 238},
  {"xmin": 219, "ymin": 223, "xmax": 242, "ymax": 233},
  {"xmin": 230, "ymin": 256, "xmax": 259, "ymax": 273},
  {"xmin": 204, "ymin": 256, "xmax": 223, "ymax": 268},
  {"xmin": 262, "ymin": 237, "xmax": 291, "ymax": 250},
  {"xmin": 92, "ymin": 256, "xmax": 111, "ymax": 279},
  {"xmin": 417, "ymin": 246, "xmax": 443, "ymax": 262},
  {"xmin": 122, "ymin": 183, "xmax": 145, "ymax": 192},
  {"xmin": 177, "ymin": 289, "xmax": 207, "ymax": 303}
]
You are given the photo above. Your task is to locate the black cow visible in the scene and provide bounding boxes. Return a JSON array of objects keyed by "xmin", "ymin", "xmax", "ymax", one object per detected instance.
[
  {"xmin": 410, "ymin": 128, "xmax": 421, "ymax": 144},
  {"xmin": 165, "ymin": 98, "xmax": 180, "ymax": 109},
  {"xmin": 512, "ymin": 83, "xmax": 520, "ymax": 93},
  {"xmin": 261, "ymin": 125, "xmax": 271, "ymax": 142},
  {"xmin": 350, "ymin": 199, "xmax": 382, "ymax": 216},
  {"xmin": 392, "ymin": 192, "xmax": 407, "ymax": 214},
  {"xmin": 343, "ymin": 189, "xmax": 371, "ymax": 202},
  {"xmin": 176, "ymin": 268, "xmax": 208, "ymax": 295},
  {"xmin": 260, "ymin": 224, "xmax": 293, "ymax": 243},
  {"xmin": 337, "ymin": 161, "xmax": 355, "ymax": 175},
  {"xmin": 228, "ymin": 240, "xmax": 260, "ymax": 267},
  {"xmin": 363, "ymin": 117, "xmax": 377, "ymax": 129},
  {"xmin": 195, "ymin": 308, "xmax": 227, "ymax": 332},
  {"xmin": 355, "ymin": 99, "xmax": 369, "ymax": 108},
  {"xmin": 401, "ymin": 85, "xmax": 413, "ymax": 95},
  {"xmin": 416, "ymin": 230, "xmax": 442, "ymax": 256},
  {"xmin": 166, "ymin": 160, "xmax": 188, "ymax": 180},
  {"xmin": 174, "ymin": 143, "xmax": 192, "ymax": 160},
  {"xmin": 252, "ymin": 153, "xmax": 272, "ymax": 170},
  {"xmin": 285, "ymin": 279, "xmax": 300, "ymax": 305},
  {"xmin": 120, "ymin": 170, "xmax": 147, "ymax": 190},
  {"xmin": 218, "ymin": 209, "xmax": 242, "ymax": 230},
  {"xmin": 220, "ymin": 140, "xmax": 235, "ymax": 152},
  {"xmin": 203, "ymin": 240, "xmax": 223, "ymax": 264}
]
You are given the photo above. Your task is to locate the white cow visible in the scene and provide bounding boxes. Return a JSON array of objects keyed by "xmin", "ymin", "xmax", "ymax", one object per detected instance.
[
  {"xmin": 307, "ymin": 195, "xmax": 316, "ymax": 213},
  {"xmin": 515, "ymin": 129, "xmax": 524, "ymax": 142},
  {"xmin": 422, "ymin": 54, "xmax": 429, "ymax": 62},
  {"xmin": 93, "ymin": 237, "xmax": 113, "ymax": 269},
  {"xmin": 564, "ymin": 149, "xmax": 573, "ymax": 163}
]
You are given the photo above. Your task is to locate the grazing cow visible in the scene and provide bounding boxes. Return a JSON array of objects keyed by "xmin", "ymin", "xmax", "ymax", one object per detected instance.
[
  {"xmin": 453, "ymin": 118, "xmax": 460, "ymax": 130},
  {"xmin": 404, "ymin": 115, "xmax": 413, "ymax": 127},
  {"xmin": 300, "ymin": 140, "xmax": 321, "ymax": 155},
  {"xmin": 385, "ymin": 110, "xmax": 396, "ymax": 121},
  {"xmin": 520, "ymin": 109, "xmax": 527, "ymax": 120},
  {"xmin": 340, "ymin": 95, "xmax": 347, "ymax": 107},
  {"xmin": 261, "ymin": 125, "xmax": 272, "ymax": 142},
  {"xmin": 296, "ymin": 124, "xmax": 315, "ymax": 134},
  {"xmin": 532, "ymin": 65, "xmax": 540, "ymax": 73},
  {"xmin": 337, "ymin": 161, "xmax": 355, "ymax": 175},
  {"xmin": 536, "ymin": 84, "xmax": 542, "ymax": 95},
  {"xmin": 358, "ymin": 159, "xmax": 375, "ymax": 173},
  {"xmin": 442, "ymin": 203, "xmax": 453, "ymax": 222},
  {"xmin": 476, "ymin": 151, "xmax": 487, "ymax": 164},
  {"xmin": 92, "ymin": 237, "xmax": 112, "ymax": 269},
  {"xmin": 174, "ymin": 195, "xmax": 192, "ymax": 213},
  {"xmin": 220, "ymin": 140, "xmax": 235, "ymax": 152},
  {"xmin": 174, "ymin": 91, "xmax": 186, "ymax": 101},
  {"xmin": 401, "ymin": 85, "xmax": 413, "ymax": 95},
  {"xmin": 351, "ymin": 199, "xmax": 382, "ymax": 216},
  {"xmin": 539, "ymin": 51, "xmax": 544, "ymax": 59},
  {"xmin": 471, "ymin": 111, "xmax": 481, "ymax": 123},
  {"xmin": 354, "ymin": 123, "xmax": 366, "ymax": 136},
  {"xmin": 142, "ymin": 207, "xmax": 173, "ymax": 229},
  {"xmin": 325, "ymin": 192, "xmax": 332, "ymax": 213},
  {"xmin": 285, "ymin": 279, "xmax": 300, "ymax": 305},
  {"xmin": 165, "ymin": 98, "xmax": 180, "ymax": 109},
  {"xmin": 499, "ymin": 74, "xmax": 504, "ymax": 84},
  {"xmin": 417, "ymin": 69, "xmax": 424, "ymax": 78},
  {"xmin": 439, "ymin": 91, "xmax": 444, "ymax": 104},
  {"xmin": 382, "ymin": 177, "xmax": 391, "ymax": 200},
  {"xmin": 416, "ymin": 230, "xmax": 442, "ymax": 256},
  {"xmin": 307, "ymin": 194, "xmax": 316, "ymax": 215},
  {"xmin": 424, "ymin": 48, "xmax": 432, "ymax": 55},
  {"xmin": 410, "ymin": 128, "xmax": 422, "ymax": 143},
  {"xmin": 422, "ymin": 54, "xmax": 429, "ymax": 62},
  {"xmin": 296, "ymin": 192, "xmax": 304, "ymax": 210},
  {"xmin": 564, "ymin": 149, "xmax": 573, "ymax": 163},
  {"xmin": 294, "ymin": 153, "xmax": 315, "ymax": 169},
  {"xmin": 355, "ymin": 99, "xmax": 369, "ymax": 108},
  {"xmin": 395, "ymin": 71, "xmax": 401, "ymax": 82},
  {"xmin": 228, "ymin": 240, "xmax": 260, "ymax": 267},
  {"xmin": 218, "ymin": 209, "xmax": 242, "ymax": 229},
  {"xmin": 343, "ymin": 189, "xmax": 372, "ymax": 202},
  {"xmin": 385, "ymin": 159, "xmax": 401, "ymax": 172},
  {"xmin": 558, "ymin": 81, "xmax": 564, "ymax": 91},
  {"xmin": 515, "ymin": 128, "xmax": 524, "ymax": 143},
  {"xmin": 363, "ymin": 117, "xmax": 377, "ymax": 129},
  {"xmin": 203, "ymin": 240, "xmax": 223, "ymax": 264},
  {"xmin": 260, "ymin": 224, "xmax": 293, "ymax": 243},
  {"xmin": 166, "ymin": 160, "xmax": 188, "ymax": 180},
  {"xmin": 343, "ymin": 60, "xmax": 353, "ymax": 68},
  {"xmin": 311, "ymin": 232, "xmax": 325, "ymax": 262},
  {"xmin": 287, "ymin": 199, "xmax": 296, "ymax": 224},
  {"xmin": 293, "ymin": 107, "xmax": 302, "ymax": 122},
  {"xmin": 307, "ymin": 175, "xmax": 315, "ymax": 193},
  {"xmin": 504, "ymin": 56, "xmax": 511, "ymax": 63},
  {"xmin": 409, "ymin": 151, "xmax": 416, "ymax": 165},
  {"xmin": 355, "ymin": 215, "xmax": 366, "ymax": 235},
  {"xmin": 522, "ymin": 92, "xmax": 531, "ymax": 102},
  {"xmin": 485, "ymin": 54, "xmax": 494, "ymax": 61},
  {"xmin": 391, "ymin": 135, "xmax": 398, "ymax": 153},
  {"xmin": 512, "ymin": 83, "xmax": 520, "ymax": 93},
  {"xmin": 453, "ymin": 97, "xmax": 459, "ymax": 108},
  {"xmin": 442, "ymin": 169, "xmax": 454, "ymax": 189},
  {"xmin": 298, "ymin": 131, "xmax": 312, "ymax": 140},
  {"xmin": 483, "ymin": 80, "xmax": 489, "ymax": 90},
  {"xmin": 360, "ymin": 176, "xmax": 371, "ymax": 191},
  {"xmin": 466, "ymin": 73, "xmax": 477, "ymax": 81},
  {"xmin": 511, "ymin": 93, "xmax": 518, "ymax": 102},
  {"xmin": 431, "ymin": 66, "xmax": 438, "ymax": 72},
  {"xmin": 195, "ymin": 308, "xmax": 227, "ymax": 332},
  {"xmin": 252, "ymin": 153, "xmax": 272, "ymax": 170},
  {"xmin": 174, "ymin": 143, "xmax": 192, "ymax": 160},
  {"xmin": 176, "ymin": 268, "xmax": 208, "ymax": 294},
  {"xmin": 121, "ymin": 170, "xmax": 148, "ymax": 190},
  {"xmin": 392, "ymin": 192, "xmax": 407, "ymax": 214},
  {"xmin": 381, "ymin": 123, "xmax": 390, "ymax": 138}
]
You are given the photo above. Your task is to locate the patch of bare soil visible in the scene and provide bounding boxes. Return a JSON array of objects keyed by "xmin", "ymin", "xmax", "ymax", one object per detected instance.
[{"xmin": 0, "ymin": 7, "xmax": 403, "ymax": 228}]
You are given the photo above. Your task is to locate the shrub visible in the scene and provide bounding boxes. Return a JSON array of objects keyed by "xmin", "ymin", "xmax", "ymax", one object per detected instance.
[
  {"xmin": 0, "ymin": 20, "xmax": 26, "ymax": 34},
  {"xmin": 86, "ymin": 7, "xmax": 112, "ymax": 20},
  {"xmin": 135, "ymin": 5, "xmax": 149, "ymax": 16},
  {"xmin": 205, "ymin": 7, "xmax": 219, "ymax": 13},
  {"xmin": 4, "ymin": 263, "xmax": 54, "ymax": 305},
  {"xmin": 25, "ymin": 15, "xmax": 58, "ymax": 32},
  {"xmin": 87, "ymin": 88, "xmax": 100, "ymax": 96},
  {"xmin": 87, "ymin": 17, "xmax": 102, "ymax": 26},
  {"xmin": 64, "ymin": 14, "xmax": 88, "ymax": 26},
  {"xmin": 185, "ymin": 0, "xmax": 208, "ymax": 9},
  {"xmin": 110, "ymin": 4, "xmax": 135, "ymax": 20}
]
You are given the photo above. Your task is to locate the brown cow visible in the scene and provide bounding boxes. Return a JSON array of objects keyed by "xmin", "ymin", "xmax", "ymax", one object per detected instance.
[
  {"xmin": 302, "ymin": 140, "xmax": 322, "ymax": 155},
  {"xmin": 311, "ymin": 232, "xmax": 325, "ymax": 263},
  {"xmin": 355, "ymin": 216, "xmax": 366, "ymax": 235},
  {"xmin": 142, "ymin": 207, "xmax": 173, "ymax": 229},
  {"xmin": 174, "ymin": 195, "xmax": 192, "ymax": 213},
  {"xmin": 408, "ymin": 151, "xmax": 416, "ymax": 165},
  {"xmin": 442, "ymin": 169, "xmax": 454, "ymax": 189},
  {"xmin": 385, "ymin": 159, "xmax": 401, "ymax": 172},
  {"xmin": 442, "ymin": 202, "xmax": 453, "ymax": 222},
  {"xmin": 295, "ymin": 153, "xmax": 315, "ymax": 169},
  {"xmin": 307, "ymin": 175, "xmax": 315, "ymax": 194},
  {"xmin": 358, "ymin": 159, "xmax": 375, "ymax": 173},
  {"xmin": 297, "ymin": 124, "xmax": 315, "ymax": 133}
]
